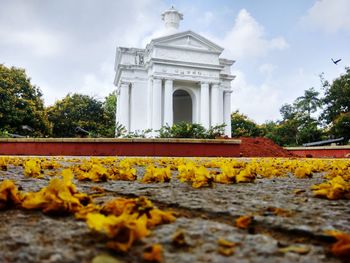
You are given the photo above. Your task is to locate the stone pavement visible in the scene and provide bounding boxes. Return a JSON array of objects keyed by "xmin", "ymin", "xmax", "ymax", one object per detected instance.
[{"xmin": 0, "ymin": 160, "xmax": 348, "ymax": 263}]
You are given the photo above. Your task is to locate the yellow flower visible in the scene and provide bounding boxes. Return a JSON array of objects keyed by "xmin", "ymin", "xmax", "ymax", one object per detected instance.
[
  {"xmin": 87, "ymin": 212, "xmax": 150, "ymax": 252},
  {"xmin": 22, "ymin": 169, "xmax": 91, "ymax": 214},
  {"xmin": 0, "ymin": 157, "xmax": 8, "ymax": 171},
  {"xmin": 178, "ymin": 163, "xmax": 213, "ymax": 188},
  {"xmin": 142, "ymin": 165, "xmax": 171, "ymax": 183},
  {"xmin": 294, "ymin": 166, "xmax": 312, "ymax": 178},
  {"xmin": 0, "ymin": 180, "xmax": 22, "ymax": 209},
  {"xmin": 108, "ymin": 159, "xmax": 137, "ymax": 181},
  {"xmin": 311, "ymin": 176, "xmax": 350, "ymax": 200},
  {"xmin": 236, "ymin": 166, "xmax": 256, "ymax": 183},
  {"xmin": 192, "ymin": 166, "xmax": 213, "ymax": 188},
  {"xmin": 143, "ymin": 244, "xmax": 163, "ymax": 263},
  {"xmin": 23, "ymin": 159, "xmax": 42, "ymax": 178},
  {"xmin": 235, "ymin": 215, "xmax": 253, "ymax": 229},
  {"xmin": 215, "ymin": 164, "xmax": 238, "ymax": 184},
  {"xmin": 325, "ymin": 230, "xmax": 350, "ymax": 258}
]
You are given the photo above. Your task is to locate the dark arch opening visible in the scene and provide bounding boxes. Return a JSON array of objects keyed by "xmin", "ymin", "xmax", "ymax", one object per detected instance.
[{"xmin": 173, "ymin": 89, "xmax": 192, "ymax": 124}]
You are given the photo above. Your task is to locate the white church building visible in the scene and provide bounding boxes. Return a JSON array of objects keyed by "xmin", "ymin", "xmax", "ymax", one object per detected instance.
[{"xmin": 114, "ymin": 7, "xmax": 235, "ymax": 137}]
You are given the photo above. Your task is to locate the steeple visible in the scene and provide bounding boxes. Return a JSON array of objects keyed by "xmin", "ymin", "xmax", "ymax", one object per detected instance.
[{"xmin": 161, "ymin": 6, "xmax": 183, "ymax": 30}]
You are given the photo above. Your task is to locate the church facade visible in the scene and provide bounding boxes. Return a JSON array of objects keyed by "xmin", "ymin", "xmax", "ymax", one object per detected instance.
[{"xmin": 114, "ymin": 7, "xmax": 235, "ymax": 137}]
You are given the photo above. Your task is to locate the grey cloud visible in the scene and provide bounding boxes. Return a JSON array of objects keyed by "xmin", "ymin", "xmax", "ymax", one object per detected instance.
[{"xmin": 0, "ymin": 0, "xmax": 164, "ymax": 105}]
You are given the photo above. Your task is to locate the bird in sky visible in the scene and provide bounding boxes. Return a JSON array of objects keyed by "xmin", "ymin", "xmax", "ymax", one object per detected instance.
[{"xmin": 331, "ymin": 58, "xmax": 342, "ymax": 65}]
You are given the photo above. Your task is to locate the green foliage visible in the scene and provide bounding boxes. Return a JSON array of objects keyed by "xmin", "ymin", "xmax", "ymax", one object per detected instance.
[
  {"xmin": 0, "ymin": 129, "xmax": 11, "ymax": 138},
  {"xmin": 321, "ymin": 68, "xmax": 350, "ymax": 124},
  {"xmin": 261, "ymin": 120, "xmax": 299, "ymax": 146},
  {"xmin": 330, "ymin": 112, "xmax": 350, "ymax": 143},
  {"xmin": 158, "ymin": 122, "xmax": 225, "ymax": 139},
  {"xmin": 321, "ymin": 68, "xmax": 350, "ymax": 143},
  {"xmin": 122, "ymin": 129, "xmax": 153, "ymax": 138},
  {"xmin": 0, "ymin": 64, "xmax": 51, "ymax": 136},
  {"xmin": 295, "ymin": 87, "xmax": 322, "ymax": 118},
  {"xmin": 279, "ymin": 104, "xmax": 296, "ymax": 121},
  {"xmin": 206, "ymin": 124, "xmax": 227, "ymax": 139},
  {"xmin": 47, "ymin": 93, "xmax": 108, "ymax": 137},
  {"xmin": 101, "ymin": 91, "xmax": 117, "ymax": 137},
  {"xmin": 231, "ymin": 111, "xmax": 261, "ymax": 137},
  {"xmin": 115, "ymin": 122, "xmax": 127, "ymax": 137},
  {"xmin": 262, "ymin": 87, "xmax": 324, "ymax": 146}
]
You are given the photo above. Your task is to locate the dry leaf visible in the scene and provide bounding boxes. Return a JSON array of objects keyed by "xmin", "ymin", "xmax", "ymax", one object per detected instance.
[
  {"xmin": 0, "ymin": 180, "xmax": 22, "ymax": 209},
  {"xmin": 143, "ymin": 244, "xmax": 163, "ymax": 263},
  {"xmin": 326, "ymin": 230, "xmax": 350, "ymax": 258},
  {"xmin": 218, "ymin": 247, "xmax": 235, "ymax": 256},
  {"xmin": 172, "ymin": 230, "xmax": 189, "ymax": 247},
  {"xmin": 235, "ymin": 215, "xmax": 253, "ymax": 229},
  {"xmin": 278, "ymin": 245, "xmax": 310, "ymax": 255}
]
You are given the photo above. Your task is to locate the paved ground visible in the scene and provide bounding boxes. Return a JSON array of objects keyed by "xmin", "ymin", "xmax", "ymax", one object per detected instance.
[{"xmin": 0, "ymin": 158, "xmax": 349, "ymax": 263}]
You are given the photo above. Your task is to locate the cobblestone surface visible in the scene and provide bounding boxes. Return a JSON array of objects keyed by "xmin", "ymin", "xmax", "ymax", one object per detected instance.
[{"xmin": 0, "ymin": 158, "xmax": 348, "ymax": 263}]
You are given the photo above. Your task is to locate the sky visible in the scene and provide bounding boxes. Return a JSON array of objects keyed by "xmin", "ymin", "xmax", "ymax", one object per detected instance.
[{"xmin": 0, "ymin": 0, "xmax": 349, "ymax": 124}]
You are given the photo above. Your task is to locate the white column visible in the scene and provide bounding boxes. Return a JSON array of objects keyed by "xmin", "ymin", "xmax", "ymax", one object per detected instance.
[
  {"xmin": 119, "ymin": 82, "xmax": 129, "ymax": 131},
  {"xmin": 223, "ymin": 90, "xmax": 232, "ymax": 137},
  {"xmin": 152, "ymin": 77, "xmax": 162, "ymax": 131},
  {"xmin": 115, "ymin": 90, "xmax": 121, "ymax": 136},
  {"xmin": 211, "ymin": 83, "xmax": 220, "ymax": 126},
  {"xmin": 218, "ymin": 86, "xmax": 224, "ymax": 124},
  {"xmin": 164, "ymin": 79, "xmax": 173, "ymax": 126},
  {"xmin": 115, "ymin": 90, "xmax": 120, "ymax": 124},
  {"xmin": 200, "ymin": 82, "xmax": 210, "ymax": 129},
  {"xmin": 147, "ymin": 78, "xmax": 153, "ymax": 129}
]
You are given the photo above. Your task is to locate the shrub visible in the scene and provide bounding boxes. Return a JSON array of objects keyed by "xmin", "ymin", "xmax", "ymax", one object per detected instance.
[{"xmin": 158, "ymin": 122, "xmax": 225, "ymax": 139}]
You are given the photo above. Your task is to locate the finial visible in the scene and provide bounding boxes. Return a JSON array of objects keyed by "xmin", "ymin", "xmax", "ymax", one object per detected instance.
[{"xmin": 161, "ymin": 6, "xmax": 183, "ymax": 30}]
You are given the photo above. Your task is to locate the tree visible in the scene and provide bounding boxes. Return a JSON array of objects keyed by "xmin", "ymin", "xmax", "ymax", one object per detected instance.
[
  {"xmin": 280, "ymin": 103, "xmax": 296, "ymax": 121},
  {"xmin": 330, "ymin": 112, "xmax": 350, "ymax": 143},
  {"xmin": 263, "ymin": 87, "xmax": 324, "ymax": 146},
  {"xmin": 321, "ymin": 68, "xmax": 350, "ymax": 142},
  {"xmin": 101, "ymin": 91, "xmax": 117, "ymax": 137},
  {"xmin": 231, "ymin": 111, "xmax": 261, "ymax": 137},
  {"xmin": 47, "ymin": 93, "xmax": 106, "ymax": 137},
  {"xmin": 294, "ymin": 87, "xmax": 322, "ymax": 119},
  {"xmin": 0, "ymin": 64, "xmax": 51, "ymax": 136},
  {"xmin": 261, "ymin": 119, "xmax": 299, "ymax": 146},
  {"xmin": 321, "ymin": 68, "xmax": 350, "ymax": 123}
]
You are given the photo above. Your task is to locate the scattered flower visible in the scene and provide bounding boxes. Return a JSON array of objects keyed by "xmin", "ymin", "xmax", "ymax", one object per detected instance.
[
  {"xmin": 311, "ymin": 176, "xmax": 350, "ymax": 200},
  {"xmin": 143, "ymin": 244, "xmax": 163, "ymax": 263},
  {"xmin": 0, "ymin": 180, "xmax": 22, "ymax": 209},
  {"xmin": 235, "ymin": 215, "xmax": 253, "ymax": 229},
  {"xmin": 22, "ymin": 169, "xmax": 91, "ymax": 214},
  {"xmin": 326, "ymin": 230, "xmax": 350, "ymax": 258}
]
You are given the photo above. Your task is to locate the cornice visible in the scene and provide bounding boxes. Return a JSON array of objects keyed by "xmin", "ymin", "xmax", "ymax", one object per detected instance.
[
  {"xmin": 149, "ymin": 58, "xmax": 224, "ymax": 70},
  {"xmin": 153, "ymin": 43, "xmax": 222, "ymax": 55}
]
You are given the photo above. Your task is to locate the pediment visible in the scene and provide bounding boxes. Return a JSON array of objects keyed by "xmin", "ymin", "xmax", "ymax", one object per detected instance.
[{"xmin": 151, "ymin": 31, "xmax": 223, "ymax": 53}]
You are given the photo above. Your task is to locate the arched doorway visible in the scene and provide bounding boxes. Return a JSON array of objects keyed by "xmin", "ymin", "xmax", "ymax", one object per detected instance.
[{"xmin": 173, "ymin": 89, "xmax": 192, "ymax": 124}]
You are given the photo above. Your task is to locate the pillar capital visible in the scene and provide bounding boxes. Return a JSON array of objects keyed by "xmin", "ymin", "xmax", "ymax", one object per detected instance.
[
  {"xmin": 120, "ymin": 81, "xmax": 130, "ymax": 87},
  {"xmin": 151, "ymin": 76, "xmax": 163, "ymax": 81},
  {"xmin": 224, "ymin": 89, "xmax": 233, "ymax": 94}
]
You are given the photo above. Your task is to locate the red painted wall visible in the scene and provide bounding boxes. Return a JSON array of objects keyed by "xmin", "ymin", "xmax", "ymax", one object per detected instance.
[
  {"xmin": 0, "ymin": 141, "xmax": 241, "ymax": 157},
  {"xmin": 287, "ymin": 148, "xmax": 350, "ymax": 158}
]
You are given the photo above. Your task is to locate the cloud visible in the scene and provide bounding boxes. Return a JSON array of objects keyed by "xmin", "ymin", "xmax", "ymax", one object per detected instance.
[
  {"xmin": 211, "ymin": 9, "xmax": 289, "ymax": 59},
  {"xmin": 231, "ymin": 70, "xmax": 281, "ymax": 123},
  {"xmin": 0, "ymin": 0, "xmax": 163, "ymax": 106},
  {"xmin": 259, "ymin": 63, "xmax": 276, "ymax": 77},
  {"xmin": 0, "ymin": 28, "xmax": 66, "ymax": 57},
  {"xmin": 302, "ymin": 0, "xmax": 350, "ymax": 33},
  {"xmin": 199, "ymin": 11, "xmax": 214, "ymax": 27}
]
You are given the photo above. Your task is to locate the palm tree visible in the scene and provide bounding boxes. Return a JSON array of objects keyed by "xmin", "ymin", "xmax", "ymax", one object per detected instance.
[{"xmin": 295, "ymin": 88, "xmax": 322, "ymax": 119}]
